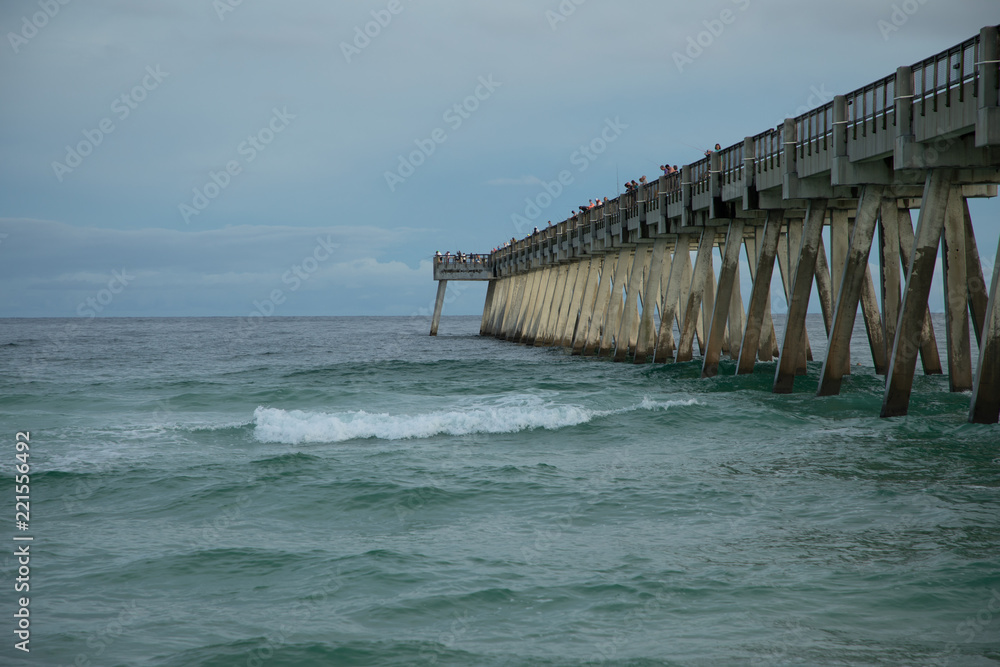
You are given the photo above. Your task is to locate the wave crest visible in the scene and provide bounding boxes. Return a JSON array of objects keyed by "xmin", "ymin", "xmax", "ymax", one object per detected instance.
[{"xmin": 253, "ymin": 397, "xmax": 699, "ymax": 444}]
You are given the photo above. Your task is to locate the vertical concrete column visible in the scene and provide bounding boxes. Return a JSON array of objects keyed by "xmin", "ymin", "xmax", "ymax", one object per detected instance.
[
  {"xmin": 830, "ymin": 209, "xmax": 851, "ymax": 371},
  {"xmin": 774, "ymin": 200, "xmax": 827, "ymax": 394},
  {"xmin": 635, "ymin": 238, "xmax": 670, "ymax": 363},
  {"xmin": 881, "ymin": 170, "xmax": 953, "ymax": 418},
  {"xmin": 572, "ymin": 256, "xmax": 603, "ymax": 354},
  {"xmin": 969, "ymin": 227, "xmax": 1000, "ymax": 423},
  {"xmin": 430, "ymin": 280, "xmax": 448, "ymax": 336},
  {"xmin": 727, "ymin": 259, "xmax": 745, "ymax": 359},
  {"xmin": 941, "ymin": 191, "xmax": 972, "ymax": 392},
  {"xmin": 654, "ymin": 237, "xmax": 691, "ymax": 363},
  {"xmin": 964, "ymin": 200, "xmax": 990, "ymax": 346},
  {"xmin": 818, "ymin": 187, "xmax": 882, "ymax": 396},
  {"xmin": 676, "ymin": 229, "xmax": 715, "ymax": 363},
  {"xmin": 583, "ymin": 255, "xmax": 616, "ymax": 356},
  {"xmin": 879, "ymin": 200, "xmax": 902, "ymax": 361},
  {"xmin": 777, "ymin": 218, "xmax": 812, "ymax": 369},
  {"xmin": 614, "ymin": 245, "xmax": 651, "ymax": 362},
  {"xmin": 738, "ymin": 212, "xmax": 781, "ymax": 374},
  {"xmin": 703, "ymin": 220, "xmax": 745, "ymax": 377},
  {"xmin": 599, "ymin": 249, "xmax": 633, "ymax": 357},
  {"xmin": 860, "ymin": 265, "xmax": 889, "ymax": 374},
  {"xmin": 755, "ymin": 225, "xmax": 779, "ymax": 361},
  {"xmin": 702, "ymin": 248, "xmax": 719, "ymax": 357},
  {"xmin": 814, "ymin": 237, "xmax": 835, "ymax": 337},
  {"xmin": 897, "ymin": 208, "xmax": 943, "ymax": 375},
  {"xmin": 480, "ymin": 281, "xmax": 497, "ymax": 335}
]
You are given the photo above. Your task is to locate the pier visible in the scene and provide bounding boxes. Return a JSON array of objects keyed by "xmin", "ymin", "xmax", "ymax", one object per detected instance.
[{"xmin": 431, "ymin": 25, "xmax": 1000, "ymax": 424}]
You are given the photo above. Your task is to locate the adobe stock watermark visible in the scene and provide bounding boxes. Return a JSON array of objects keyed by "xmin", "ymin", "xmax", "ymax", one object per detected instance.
[
  {"xmin": 775, "ymin": 84, "xmax": 835, "ymax": 127},
  {"xmin": 877, "ymin": 0, "xmax": 931, "ymax": 41},
  {"xmin": 341, "ymin": 0, "xmax": 408, "ymax": 64},
  {"xmin": 384, "ymin": 75, "xmax": 502, "ymax": 192},
  {"xmin": 52, "ymin": 66, "xmax": 170, "ymax": 182},
  {"xmin": 545, "ymin": 0, "xmax": 588, "ymax": 32},
  {"xmin": 510, "ymin": 117, "xmax": 628, "ymax": 235},
  {"xmin": 178, "ymin": 107, "xmax": 295, "ymax": 224},
  {"xmin": 7, "ymin": 0, "xmax": 72, "ymax": 54},
  {"xmin": 212, "ymin": 0, "xmax": 245, "ymax": 22},
  {"xmin": 672, "ymin": 0, "xmax": 752, "ymax": 74}
]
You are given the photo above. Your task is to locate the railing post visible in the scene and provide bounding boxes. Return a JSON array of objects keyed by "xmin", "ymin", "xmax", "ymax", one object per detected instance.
[
  {"xmin": 681, "ymin": 164, "xmax": 692, "ymax": 228},
  {"xmin": 742, "ymin": 136, "xmax": 757, "ymax": 210},
  {"xmin": 782, "ymin": 118, "xmax": 798, "ymax": 199},
  {"xmin": 976, "ymin": 25, "xmax": 1000, "ymax": 147},
  {"xmin": 709, "ymin": 151, "xmax": 723, "ymax": 219},
  {"xmin": 894, "ymin": 65, "xmax": 916, "ymax": 166}
]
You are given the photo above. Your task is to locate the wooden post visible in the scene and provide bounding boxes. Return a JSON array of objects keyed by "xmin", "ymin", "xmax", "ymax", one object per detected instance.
[
  {"xmin": 897, "ymin": 207, "xmax": 944, "ymax": 375},
  {"xmin": 599, "ymin": 249, "xmax": 633, "ymax": 357}
]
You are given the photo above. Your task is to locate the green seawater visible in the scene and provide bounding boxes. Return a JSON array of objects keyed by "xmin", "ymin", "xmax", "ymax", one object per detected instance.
[{"xmin": 0, "ymin": 316, "xmax": 997, "ymax": 666}]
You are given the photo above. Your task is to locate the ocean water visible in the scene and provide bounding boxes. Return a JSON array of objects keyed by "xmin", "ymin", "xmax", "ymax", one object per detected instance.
[{"xmin": 1, "ymin": 315, "xmax": 998, "ymax": 667}]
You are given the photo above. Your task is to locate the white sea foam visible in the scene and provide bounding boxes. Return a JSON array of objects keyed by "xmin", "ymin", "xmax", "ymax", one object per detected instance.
[{"xmin": 252, "ymin": 397, "xmax": 700, "ymax": 444}]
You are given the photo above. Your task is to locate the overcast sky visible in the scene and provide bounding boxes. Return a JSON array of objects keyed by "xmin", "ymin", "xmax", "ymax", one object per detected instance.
[{"xmin": 1, "ymin": 0, "xmax": 998, "ymax": 317}]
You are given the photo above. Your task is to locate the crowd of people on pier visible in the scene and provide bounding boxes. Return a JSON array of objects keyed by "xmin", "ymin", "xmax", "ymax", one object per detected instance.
[{"xmin": 485, "ymin": 142, "xmax": 726, "ymax": 256}]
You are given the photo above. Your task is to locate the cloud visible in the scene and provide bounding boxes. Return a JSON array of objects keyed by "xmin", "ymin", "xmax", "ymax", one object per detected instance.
[{"xmin": 0, "ymin": 219, "xmax": 460, "ymax": 316}]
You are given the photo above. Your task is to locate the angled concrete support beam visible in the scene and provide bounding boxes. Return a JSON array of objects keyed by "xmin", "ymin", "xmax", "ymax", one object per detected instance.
[
  {"xmin": 776, "ymin": 219, "xmax": 812, "ymax": 369},
  {"xmin": 882, "ymin": 170, "xmax": 953, "ymax": 418},
  {"xmin": 635, "ymin": 238, "xmax": 670, "ymax": 363},
  {"xmin": 573, "ymin": 257, "xmax": 604, "ymax": 354},
  {"xmin": 560, "ymin": 258, "xmax": 592, "ymax": 347},
  {"xmin": 774, "ymin": 201, "xmax": 827, "ymax": 394},
  {"xmin": 549, "ymin": 263, "xmax": 580, "ymax": 346},
  {"xmin": 964, "ymin": 200, "xmax": 989, "ymax": 346},
  {"xmin": 677, "ymin": 229, "xmax": 716, "ymax": 363},
  {"xmin": 738, "ymin": 212, "xmax": 781, "ymax": 374},
  {"xmin": 897, "ymin": 207, "xmax": 943, "ymax": 375},
  {"xmin": 969, "ymin": 228, "xmax": 1000, "ymax": 423},
  {"xmin": 703, "ymin": 220, "xmax": 744, "ymax": 377},
  {"xmin": 599, "ymin": 249, "xmax": 633, "ymax": 357},
  {"xmin": 818, "ymin": 187, "xmax": 882, "ymax": 396},
  {"xmin": 583, "ymin": 254, "xmax": 617, "ymax": 356},
  {"xmin": 654, "ymin": 236, "xmax": 693, "ymax": 363},
  {"xmin": 536, "ymin": 265, "xmax": 568, "ymax": 346},
  {"xmin": 615, "ymin": 246, "xmax": 651, "ymax": 362}
]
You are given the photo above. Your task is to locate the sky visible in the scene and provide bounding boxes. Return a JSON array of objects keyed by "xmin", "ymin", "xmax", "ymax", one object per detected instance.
[{"xmin": 1, "ymin": 0, "xmax": 998, "ymax": 318}]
